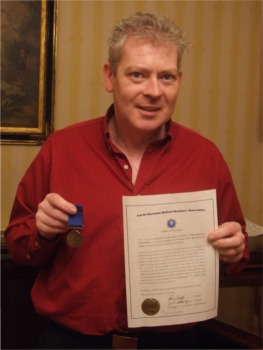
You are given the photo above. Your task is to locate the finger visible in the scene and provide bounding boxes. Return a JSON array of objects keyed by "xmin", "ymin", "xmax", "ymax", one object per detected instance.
[
  {"xmin": 208, "ymin": 222, "xmax": 242, "ymax": 242},
  {"xmin": 38, "ymin": 193, "xmax": 77, "ymax": 223},
  {"xmin": 37, "ymin": 221, "xmax": 68, "ymax": 236},
  {"xmin": 36, "ymin": 209, "xmax": 68, "ymax": 231},
  {"xmin": 36, "ymin": 193, "xmax": 77, "ymax": 236},
  {"xmin": 213, "ymin": 239, "xmax": 245, "ymax": 264},
  {"xmin": 46, "ymin": 193, "xmax": 77, "ymax": 215},
  {"xmin": 218, "ymin": 244, "xmax": 245, "ymax": 263},
  {"xmin": 216, "ymin": 244, "xmax": 245, "ymax": 257},
  {"xmin": 219, "ymin": 252, "xmax": 243, "ymax": 264},
  {"xmin": 211, "ymin": 233, "xmax": 245, "ymax": 250},
  {"xmin": 36, "ymin": 209, "xmax": 69, "ymax": 236},
  {"xmin": 37, "ymin": 202, "xmax": 66, "ymax": 224}
]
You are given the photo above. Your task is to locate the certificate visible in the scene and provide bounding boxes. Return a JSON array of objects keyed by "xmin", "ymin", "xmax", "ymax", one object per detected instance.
[{"xmin": 123, "ymin": 189, "xmax": 219, "ymax": 328}]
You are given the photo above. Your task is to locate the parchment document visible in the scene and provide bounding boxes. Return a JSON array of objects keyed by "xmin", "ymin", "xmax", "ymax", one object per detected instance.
[{"xmin": 123, "ymin": 189, "xmax": 219, "ymax": 328}]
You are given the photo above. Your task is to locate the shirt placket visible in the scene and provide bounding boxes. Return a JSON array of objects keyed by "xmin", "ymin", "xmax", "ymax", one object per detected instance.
[{"xmin": 106, "ymin": 130, "xmax": 171, "ymax": 192}]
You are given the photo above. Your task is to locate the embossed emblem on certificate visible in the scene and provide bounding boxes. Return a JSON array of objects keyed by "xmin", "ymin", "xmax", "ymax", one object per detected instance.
[
  {"xmin": 141, "ymin": 298, "xmax": 160, "ymax": 316},
  {"xmin": 167, "ymin": 219, "xmax": 176, "ymax": 228}
]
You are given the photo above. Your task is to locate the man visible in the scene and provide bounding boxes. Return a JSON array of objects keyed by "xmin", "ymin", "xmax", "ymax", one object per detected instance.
[{"xmin": 5, "ymin": 12, "xmax": 249, "ymax": 349}]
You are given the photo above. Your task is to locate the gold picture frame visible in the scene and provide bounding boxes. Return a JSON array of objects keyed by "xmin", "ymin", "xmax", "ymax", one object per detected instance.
[{"xmin": 1, "ymin": 0, "xmax": 57, "ymax": 145}]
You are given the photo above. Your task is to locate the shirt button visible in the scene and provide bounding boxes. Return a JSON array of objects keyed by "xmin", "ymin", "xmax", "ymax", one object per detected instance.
[
  {"xmin": 26, "ymin": 254, "xmax": 31, "ymax": 260},
  {"xmin": 124, "ymin": 164, "xmax": 129, "ymax": 170},
  {"xmin": 35, "ymin": 241, "xmax": 39, "ymax": 247}
]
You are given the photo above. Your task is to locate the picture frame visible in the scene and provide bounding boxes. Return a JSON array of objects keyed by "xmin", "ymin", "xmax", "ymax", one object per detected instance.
[{"xmin": 1, "ymin": 0, "xmax": 57, "ymax": 145}]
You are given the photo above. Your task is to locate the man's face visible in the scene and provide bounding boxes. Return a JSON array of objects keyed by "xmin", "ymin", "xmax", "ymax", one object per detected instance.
[{"xmin": 104, "ymin": 37, "xmax": 182, "ymax": 134}]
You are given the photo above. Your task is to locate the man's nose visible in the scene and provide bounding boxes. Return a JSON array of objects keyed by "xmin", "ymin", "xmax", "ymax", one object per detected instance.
[{"xmin": 143, "ymin": 77, "xmax": 162, "ymax": 98}]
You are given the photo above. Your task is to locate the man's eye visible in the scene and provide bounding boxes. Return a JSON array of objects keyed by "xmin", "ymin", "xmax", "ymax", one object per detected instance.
[
  {"xmin": 162, "ymin": 74, "xmax": 176, "ymax": 81},
  {"xmin": 131, "ymin": 72, "xmax": 143, "ymax": 79}
]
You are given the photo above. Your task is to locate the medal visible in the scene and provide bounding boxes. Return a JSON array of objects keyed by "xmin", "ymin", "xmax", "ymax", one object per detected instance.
[
  {"xmin": 66, "ymin": 229, "xmax": 83, "ymax": 248},
  {"xmin": 67, "ymin": 204, "xmax": 84, "ymax": 248}
]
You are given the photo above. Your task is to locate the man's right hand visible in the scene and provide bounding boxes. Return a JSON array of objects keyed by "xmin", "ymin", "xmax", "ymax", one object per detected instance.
[{"xmin": 36, "ymin": 193, "xmax": 77, "ymax": 239}]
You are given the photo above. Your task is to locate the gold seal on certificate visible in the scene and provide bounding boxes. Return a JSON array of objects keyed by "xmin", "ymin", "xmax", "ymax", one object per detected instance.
[
  {"xmin": 66, "ymin": 229, "xmax": 83, "ymax": 248},
  {"xmin": 141, "ymin": 298, "xmax": 160, "ymax": 316}
]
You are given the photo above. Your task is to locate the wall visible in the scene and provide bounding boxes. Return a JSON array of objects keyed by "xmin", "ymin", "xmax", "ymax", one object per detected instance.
[{"xmin": 1, "ymin": 0, "xmax": 262, "ymax": 230}]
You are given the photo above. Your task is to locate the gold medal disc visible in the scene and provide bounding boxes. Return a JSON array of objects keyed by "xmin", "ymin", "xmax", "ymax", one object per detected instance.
[
  {"xmin": 66, "ymin": 230, "xmax": 83, "ymax": 248},
  {"xmin": 141, "ymin": 298, "xmax": 160, "ymax": 316}
]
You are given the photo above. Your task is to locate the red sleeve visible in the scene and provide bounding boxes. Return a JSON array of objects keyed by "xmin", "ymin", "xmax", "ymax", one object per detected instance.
[
  {"xmin": 216, "ymin": 157, "xmax": 249, "ymax": 276},
  {"xmin": 4, "ymin": 139, "xmax": 62, "ymax": 266}
]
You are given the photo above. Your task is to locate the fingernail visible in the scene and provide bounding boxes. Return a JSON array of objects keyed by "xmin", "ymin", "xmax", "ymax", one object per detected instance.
[
  {"xmin": 70, "ymin": 206, "xmax": 77, "ymax": 214},
  {"xmin": 208, "ymin": 234, "xmax": 215, "ymax": 241}
]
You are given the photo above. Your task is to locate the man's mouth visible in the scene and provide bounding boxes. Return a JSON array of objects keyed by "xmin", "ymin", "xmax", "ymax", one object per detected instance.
[{"xmin": 138, "ymin": 106, "xmax": 161, "ymax": 112}]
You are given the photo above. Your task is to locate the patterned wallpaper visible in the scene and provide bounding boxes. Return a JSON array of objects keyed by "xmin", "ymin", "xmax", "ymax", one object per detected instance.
[{"xmin": 1, "ymin": 0, "xmax": 262, "ymax": 228}]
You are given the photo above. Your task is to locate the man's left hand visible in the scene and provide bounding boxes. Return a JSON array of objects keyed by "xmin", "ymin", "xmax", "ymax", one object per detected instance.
[{"xmin": 208, "ymin": 222, "xmax": 245, "ymax": 263}]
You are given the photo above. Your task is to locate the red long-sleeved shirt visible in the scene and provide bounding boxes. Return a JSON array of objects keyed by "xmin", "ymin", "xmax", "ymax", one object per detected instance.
[{"xmin": 5, "ymin": 105, "xmax": 249, "ymax": 335}]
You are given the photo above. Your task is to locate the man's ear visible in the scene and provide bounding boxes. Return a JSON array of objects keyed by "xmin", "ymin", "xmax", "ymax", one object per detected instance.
[{"xmin": 104, "ymin": 62, "xmax": 114, "ymax": 93}]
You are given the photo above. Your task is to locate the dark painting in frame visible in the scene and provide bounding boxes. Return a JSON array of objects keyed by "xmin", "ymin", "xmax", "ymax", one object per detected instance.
[{"xmin": 1, "ymin": 0, "xmax": 57, "ymax": 145}]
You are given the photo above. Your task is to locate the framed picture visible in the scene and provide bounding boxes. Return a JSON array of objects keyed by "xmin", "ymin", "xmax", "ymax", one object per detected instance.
[{"xmin": 1, "ymin": 0, "xmax": 57, "ymax": 145}]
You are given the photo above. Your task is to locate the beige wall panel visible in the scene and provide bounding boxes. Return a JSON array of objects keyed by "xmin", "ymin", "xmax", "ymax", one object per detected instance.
[
  {"xmin": 1, "ymin": 0, "xmax": 262, "ymax": 229},
  {"xmin": 1, "ymin": 146, "xmax": 39, "ymax": 227}
]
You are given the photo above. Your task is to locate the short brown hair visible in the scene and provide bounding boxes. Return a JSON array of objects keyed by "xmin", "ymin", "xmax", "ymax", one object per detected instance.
[{"xmin": 108, "ymin": 12, "xmax": 188, "ymax": 74}]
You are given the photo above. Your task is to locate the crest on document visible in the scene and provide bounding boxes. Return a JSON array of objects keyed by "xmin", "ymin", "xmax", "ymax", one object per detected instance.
[
  {"xmin": 167, "ymin": 219, "xmax": 176, "ymax": 228},
  {"xmin": 141, "ymin": 298, "xmax": 160, "ymax": 316}
]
